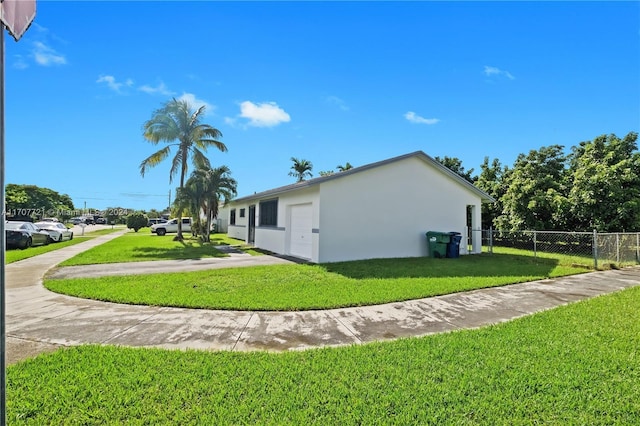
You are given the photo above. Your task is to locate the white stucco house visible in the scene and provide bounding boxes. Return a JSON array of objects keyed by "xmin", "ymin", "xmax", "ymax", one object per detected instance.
[{"xmin": 224, "ymin": 151, "xmax": 494, "ymax": 263}]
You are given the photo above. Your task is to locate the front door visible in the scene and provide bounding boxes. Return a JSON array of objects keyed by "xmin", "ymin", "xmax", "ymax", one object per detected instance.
[{"xmin": 248, "ymin": 205, "xmax": 256, "ymax": 244}]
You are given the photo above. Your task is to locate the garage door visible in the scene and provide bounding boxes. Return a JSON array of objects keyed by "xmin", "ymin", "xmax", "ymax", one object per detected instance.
[{"xmin": 289, "ymin": 203, "xmax": 313, "ymax": 259}]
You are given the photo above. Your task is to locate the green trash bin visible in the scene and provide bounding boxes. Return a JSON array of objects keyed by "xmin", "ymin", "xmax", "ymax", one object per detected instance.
[{"xmin": 426, "ymin": 231, "xmax": 450, "ymax": 258}]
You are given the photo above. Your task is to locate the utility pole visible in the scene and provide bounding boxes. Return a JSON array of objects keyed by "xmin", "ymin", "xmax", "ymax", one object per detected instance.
[{"xmin": 1, "ymin": 3, "xmax": 37, "ymax": 424}]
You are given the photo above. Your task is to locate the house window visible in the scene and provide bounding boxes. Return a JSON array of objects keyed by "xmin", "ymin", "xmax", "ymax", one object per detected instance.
[
  {"xmin": 239, "ymin": 208, "xmax": 246, "ymax": 218},
  {"xmin": 259, "ymin": 199, "xmax": 278, "ymax": 227},
  {"xmin": 230, "ymin": 209, "xmax": 236, "ymax": 225}
]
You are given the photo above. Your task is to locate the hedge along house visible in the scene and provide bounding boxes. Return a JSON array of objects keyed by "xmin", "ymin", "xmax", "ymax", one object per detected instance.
[{"xmin": 225, "ymin": 151, "xmax": 495, "ymax": 263}]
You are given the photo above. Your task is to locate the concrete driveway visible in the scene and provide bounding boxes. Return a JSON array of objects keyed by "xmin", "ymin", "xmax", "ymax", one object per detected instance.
[{"xmin": 5, "ymin": 229, "xmax": 640, "ymax": 365}]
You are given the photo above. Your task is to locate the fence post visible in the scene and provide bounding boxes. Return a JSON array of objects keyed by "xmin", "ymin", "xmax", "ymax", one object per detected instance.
[
  {"xmin": 533, "ymin": 230, "xmax": 537, "ymax": 258},
  {"xmin": 615, "ymin": 233, "xmax": 620, "ymax": 265},
  {"xmin": 637, "ymin": 233, "xmax": 639, "ymax": 264},
  {"xmin": 593, "ymin": 229, "xmax": 598, "ymax": 270},
  {"xmin": 466, "ymin": 226, "xmax": 470, "ymax": 254},
  {"xmin": 489, "ymin": 226, "xmax": 493, "ymax": 254}
]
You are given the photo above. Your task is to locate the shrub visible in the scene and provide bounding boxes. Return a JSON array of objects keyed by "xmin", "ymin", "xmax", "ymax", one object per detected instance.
[{"xmin": 126, "ymin": 212, "xmax": 148, "ymax": 232}]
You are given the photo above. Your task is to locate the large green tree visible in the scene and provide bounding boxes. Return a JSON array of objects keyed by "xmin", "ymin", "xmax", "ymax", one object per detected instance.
[
  {"xmin": 289, "ymin": 157, "xmax": 313, "ymax": 182},
  {"xmin": 567, "ymin": 132, "xmax": 640, "ymax": 232},
  {"xmin": 5, "ymin": 184, "xmax": 74, "ymax": 220},
  {"xmin": 434, "ymin": 156, "xmax": 476, "ymax": 183},
  {"xmin": 140, "ymin": 98, "xmax": 227, "ymax": 240},
  {"xmin": 496, "ymin": 145, "xmax": 569, "ymax": 231},
  {"xmin": 475, "ymin": 157, "xmax": 510, "ymax": 229}
]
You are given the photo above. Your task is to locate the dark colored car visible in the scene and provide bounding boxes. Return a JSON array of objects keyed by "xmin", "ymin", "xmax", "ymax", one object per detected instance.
[
  {"xmin": 95, "ymin": 217, "xmax": 107, "ymax": 224},
  {"xmin": 5, "ymin": 221, "xmax": 51, "ymax": 249}
]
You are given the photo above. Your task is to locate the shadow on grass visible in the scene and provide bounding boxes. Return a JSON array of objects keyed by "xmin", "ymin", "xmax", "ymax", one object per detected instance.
[
  {"xmin": 209, "ymin": 236, "xmax": 231, "ymax": 246},
  {"xmin": 129, "ymin": 243, "xmax": 227, "ymax": 260},
  {"xmin": 321, "ymin": 253, "xmax": 562, "ymax": 279}
]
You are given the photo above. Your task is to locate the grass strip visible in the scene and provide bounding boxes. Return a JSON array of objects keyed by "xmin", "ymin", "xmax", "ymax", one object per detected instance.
[
  {"xmin": 6, "ymin": 238, "xmax": 90, "ymax": 264},
  {"xmin": 59, "ymin": 230, "xmax": 227, "ymax": 266},
  {"xmin": 46, "ymin": 253, "xmax": 589, "ymax": 310},
  {"xmin": 8, "ymin": 286, "xmax": 640, "ymax": 424}
]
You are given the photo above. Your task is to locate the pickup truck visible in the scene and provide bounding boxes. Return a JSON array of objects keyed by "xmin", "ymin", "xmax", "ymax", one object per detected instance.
[{"xmin": 150, "ymin": 217, "xmax": 192, "ymax": 236}]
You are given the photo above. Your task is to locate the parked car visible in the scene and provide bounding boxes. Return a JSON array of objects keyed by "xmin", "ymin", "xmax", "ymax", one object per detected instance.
[
  {"xmin": 95, "ymin": 217, "xmax": 107, "ymax": 224},
  {"xmin": 150, "ymin": 217, "xmax": 192, "ymax": 236},
  {"xmin": 147, "ymin": 218, "xmax": 167, "ymax": 227},
  {"xmin": 70, "ymin": 217, "xmax": 84, "ymax": 225},
  {"xmin": 5, "ymin": 221, "xmax": 51, "ymax": 249},
  {"xmin": 35, "ymin": 221, "xmax": 74, "ymax": 242}
]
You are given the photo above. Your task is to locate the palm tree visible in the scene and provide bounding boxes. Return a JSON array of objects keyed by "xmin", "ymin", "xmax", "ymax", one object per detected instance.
[
  {"xmin": 289, "ymin": 157, "xmax": 313, "ymax": 182},
  {"xmin": 189, "ymin": 165, "xmax": 237, "ymax": 242},
  {"xmin": 172, "ymin": 177, "xmax": 207, "ymax": 238},
  {"xmin": 337, "ymin": 162, "xmax": 353, "ymax": 172},
  {"xmin": 140, "ymin": 98, "xmax": 227, "ymax": 240}
]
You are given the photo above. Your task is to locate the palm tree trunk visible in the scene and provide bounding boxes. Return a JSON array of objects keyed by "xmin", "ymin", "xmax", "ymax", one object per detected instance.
[
  {"xmin": 174, "ymin": 156, "xmax": 187, "ymax": 241},
  {"xmin": 205, "ymin": 199, "xmax": 213, "ymax": 243}
]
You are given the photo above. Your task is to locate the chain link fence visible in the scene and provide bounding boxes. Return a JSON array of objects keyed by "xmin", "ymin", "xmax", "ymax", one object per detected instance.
[{"xmin": 472, "ymin": 228, "xmax": 640, "ymax": 269}]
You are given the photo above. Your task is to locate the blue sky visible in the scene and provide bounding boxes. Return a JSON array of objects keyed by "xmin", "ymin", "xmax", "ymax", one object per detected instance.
[{"xmin": 4, "ymin": 1, "xmax": 639, "ymax": 212}]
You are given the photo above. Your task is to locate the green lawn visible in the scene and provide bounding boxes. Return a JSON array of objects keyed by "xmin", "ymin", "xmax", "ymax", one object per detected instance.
[
  {"xmin": 46, "ymin": 253, "xmax": 590, "ymax": 311},
  {"xmin": 8, "ymin": 285, "xmax": 639, "ymax": 424},
  {"xmin": 5, "ymin": 227, "xmax": 124, "ymax": 264},
  {"xmin": 58, "ymin": 229, "xmax": 229, "ymax": 266},
  {"xmin": 487, "ymin": 245, "xmax": 601, "ymax": 267}
]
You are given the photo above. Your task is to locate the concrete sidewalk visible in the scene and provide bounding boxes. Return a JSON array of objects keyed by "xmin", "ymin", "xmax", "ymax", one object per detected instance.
[{"xmin": 5, "ymin": 231, "xmax": 640, "ymax": 365}]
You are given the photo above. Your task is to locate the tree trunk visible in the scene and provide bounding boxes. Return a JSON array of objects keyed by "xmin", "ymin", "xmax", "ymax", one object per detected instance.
[
  {"xmin": 205, "ymin": 201, "xmax": 212, "ymax": 243},
  {"xmin": 175, "ymin": 153, "xmax": 187, "ymax": 241}
]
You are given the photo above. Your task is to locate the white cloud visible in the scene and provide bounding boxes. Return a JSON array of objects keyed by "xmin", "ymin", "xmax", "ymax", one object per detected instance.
[
  {"xmin": 12, "ymin": 55, "xmax": 28, "ymax": 70},
  {"xmin": 96, "ymin": 75, "xmax": 133, "ymax": 93},
  {"xmin": 484, "ymin": 65, "xmax": 515, "ymax": 80},
  {"xmin": 404, "ymin": 111, "xmax": 440, "ymax": 125},
  {"xmin": 239, "ymin": 101, "xmax": 291, "ymax": 127},
  {"xmin": 138, "ymin": 81, "xmax": 175, "ymax": 96},
  {"xmin": 177, "ymin": 93, "xmax": 215, "ymax": 115},
  {"xmin": 32, "ymin": 41, "xmax": 66, "ymax": 66},
  {"xmin": 326, "ymin": 95, "xmax": 349, "ymax": 111}
]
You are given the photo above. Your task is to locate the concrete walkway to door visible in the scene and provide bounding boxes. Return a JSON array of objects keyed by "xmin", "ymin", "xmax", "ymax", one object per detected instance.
[{"xmin": 5, "ymin": 229, "xmax": 640, "ymax": 365}]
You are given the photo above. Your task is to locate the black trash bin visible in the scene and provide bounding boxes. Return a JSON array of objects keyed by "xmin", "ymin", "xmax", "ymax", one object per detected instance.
[{"xmin": 446, "ymin": 232, "xmax": 462, "ymax": 258}]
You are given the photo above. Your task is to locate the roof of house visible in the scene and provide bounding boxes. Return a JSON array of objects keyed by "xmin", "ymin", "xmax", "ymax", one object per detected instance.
[{"xmin": 230, "ymin": 151, "xmax": 496, "ymax": 204}]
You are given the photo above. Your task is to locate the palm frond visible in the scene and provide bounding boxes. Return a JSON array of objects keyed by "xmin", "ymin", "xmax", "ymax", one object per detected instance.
[
  {"xmin": 139, "ymin": 146, "xmax": 173, "ymax": 177},
  {"xmin": 169, "ymin": 149, "xmax": 184, "ymax": 185},
  {"xmin": 190, "ymin": 105, "xmax": 207, "ymax": 128},
  {"xmin": 143, "ymin": 109, "xmax": 180, "ymax": 143},
  {"xmin": 191, "ymin": 148, "xmax": 212, "ymax": 171}
]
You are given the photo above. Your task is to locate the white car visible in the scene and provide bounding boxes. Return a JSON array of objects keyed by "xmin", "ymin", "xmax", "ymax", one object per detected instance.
[
  {"xmin": 35, "ymin": 221, "xmax": 74, "ymax": 242},
  {"xmin": 150, "ymin": 217, "xmax": 192, "ymax": 236}
]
